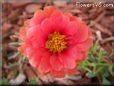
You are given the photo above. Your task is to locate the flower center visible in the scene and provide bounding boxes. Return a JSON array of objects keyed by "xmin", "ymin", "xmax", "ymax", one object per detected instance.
[{"xmin": 46, "ymin": 32, "xmax": 67, "ymax": 53}]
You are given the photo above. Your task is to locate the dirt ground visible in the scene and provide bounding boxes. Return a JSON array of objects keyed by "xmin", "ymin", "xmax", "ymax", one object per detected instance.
[{"xmin": 1, "ymin": 0, "xmax": 114, "ymax": 85}]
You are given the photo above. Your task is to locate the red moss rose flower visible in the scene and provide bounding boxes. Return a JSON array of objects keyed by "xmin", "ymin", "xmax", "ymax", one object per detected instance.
[{"xmin": 18, "ymin": 6, "xmax": 93, "ymax": 78}]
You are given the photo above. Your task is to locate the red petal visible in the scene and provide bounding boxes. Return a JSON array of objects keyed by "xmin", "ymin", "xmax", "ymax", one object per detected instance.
[
  {"xmin": 62, "ymin": 57, "xmax": 76, "ymax": 69},
  {"xmin": 44, "ymin": 6, "xmax": 56, "ymax": 17},
  {"xmin": 26, "ymin": 25, "xmax": 45, "ymax": 48},
  {"xmin": 67, "ymin": 67, "xmax": 77, "ymax": 76},
  {"xmin": 31, "ymin": 6, "xmax": 56, "ymax": 25},
  {"xmin": 77, "ymin": 37, "xmax": 93, "ymax": 51},
  {"xmin": 49, "ymin": 10, "xmax": 66, "ymax": 28},
  {"xmin": 74, "ymin": 19, "xmax": 89, "ymax": 43},
  {"xmin": 50, "ymin": 55, "xmax": 63, "ymax": 71},
  {"xmin": 75, "ymin": 48, "xmax": 87, "ymax": 62},
  {"xmin": 64, "ymin": 13, "xmax": 77, "ymax": 21},
  {"xmin": 19, "ymin": 20, "xmax": 30, "ymax": 41},
  {"xmin": 29, "ymin": 50, "xmax": 42, "ymax": 68},
  {"xmin": 29, "ymin": 56, "xmax": 41, "ymax": 68},
  {"xmin": 40, "ymin": 11, "xmax": 69, "ymax": 36},
  {"xmin": 59, "ymin": 49, "xmax": 76, "ymax": 69},
  {"xmin": 38, "ymin": 55, "xmax": 51, "ymax": 74},
  {"xmin": 65, "ymin": 21, "xmax": 78, "ymax": 36},
  {"xmin": 18, "ymin": 43, "xmax": 26, "ymax": 54},
  {"xmin": 51, "ymin": 70, "xmax": 65, "ymax": 78}
]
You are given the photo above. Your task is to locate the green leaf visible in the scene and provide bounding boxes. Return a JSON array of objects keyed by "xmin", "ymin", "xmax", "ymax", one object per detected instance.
[
  {"xmin": 83, "ymin": 67, "xmax": 92, "ymax": 72},
  {"xmin": 8, "ymin": 62, "xmax": 19, "ymax": 69},
  {"xmin": 97, "ymin": 49, "xmax": 104, "ymax": 62},
  {"xmin": 87, "ymin": 72, "xmax": 96, "ymax": 78},
  {"xmin": 103, "ymin": 71, "xmax": 109, "ymax": 77},
  {"xmin": 1, "ymin": 78, "xmax": 9, "ymax": 85},
  {"xmin": 100, "ymin": 66, "xmax": 109, "ymax": 78},
  {"xmin": 78, "ymin": 40, "xmax": 113, "ymax": 84},
  {"xmin": 95, "ymin": 66, "xmax": 103, "ymax": 74},
  {"xmin": 109, "ymin": 65, "xmax": 114, "ymax": 77},
  {"xmin": 102, "ymin": 77, "xmax": 110, "ymax": 85},
  {"xmin": 28, "ymin": 78, "xmax": 38, "ymax": 85},
  {"xmin": 88, "ymin": 55, "xmax": 97, "ymax": 62},
  {"xmin": 78, "ymin": 60, "xmax": 87, "ymax": 69},
  {"xmin": 0, "ymin": 60, "xmax": 2, "ymax": 67},
  {"xmin": 89, "ymin": 40, "xmax": 99, "ymax": 54}
]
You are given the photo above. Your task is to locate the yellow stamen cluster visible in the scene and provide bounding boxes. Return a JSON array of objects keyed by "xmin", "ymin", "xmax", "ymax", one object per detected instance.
[{"xmin": 46, "ymin": 32, "xmax": 67, "ymax": 53}]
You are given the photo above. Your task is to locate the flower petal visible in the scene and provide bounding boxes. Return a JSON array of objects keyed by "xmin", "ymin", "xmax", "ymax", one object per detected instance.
[
  {"xmin": 64, "ymin": 13, "xmax": 77, "ymax": 21},
  {"xmin": 26, "ymin": 25, "xmax": 46, "ymax": 48},
  {"xmin": 59, "ymin": 48, "xmax": 77, "ymax": 69},
  {"xmin": 29, "ymin": 54, "xmax": 42, "ymax": 68},
  {"xmin": 67, "ymin": 67, "xmax": 78, "ymax": 76},
  {"xmin": 18, "ymin": 43, "xmax": 26, "ymax": 54},
  {"xmin": 75, "ymin": 48, "xmax": 87, "ymax": 62},
  {"xmin": 65, "ymin": 21, "xmax": 78, "ymax": 36},
  {"xmin": 38, "ymin": 54, "xmax": 51, "ymax": 74},
  {"xmin": 50, "ymin": 55, "xmax": 63, "ymax": 71},
  {"xmin": 31, "ymin": 6, "xmax": 56, "ymax": 25},
  {"xmin": 51, "ymin": 69, "xmax": 65, "ymax": 78},
  {"xmin": 40, "ymin": 11, "xmax": 69, "ymax": 36},
  {"xmin": 76, "ymin": 37, "xmax": 93, "ymax": 51},
  {"xmin": 74, "ymin": 19, "xmax": 89, "ymax": 43},
  {"xmin": 44, "ymin": 6, "xmax": 56, "ymax": 17},
  {"xmin": 19, "ymin": 20, "xmax": 30, "ymax": 41}
]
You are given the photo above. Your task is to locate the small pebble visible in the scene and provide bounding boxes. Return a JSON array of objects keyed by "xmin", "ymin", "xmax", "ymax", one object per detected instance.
[
  {"xmin": 25, "ymin": 4, "xmax": 41, "ymax": 14},
  {"xmin": 53, "ymin": 1, "xmax": 67, "ymax": 7}
]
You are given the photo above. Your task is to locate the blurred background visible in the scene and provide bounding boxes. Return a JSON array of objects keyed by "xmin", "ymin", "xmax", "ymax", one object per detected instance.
[{"xmin": 1, "ymin": 0, "xmax": 114, "ymax": 85}]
